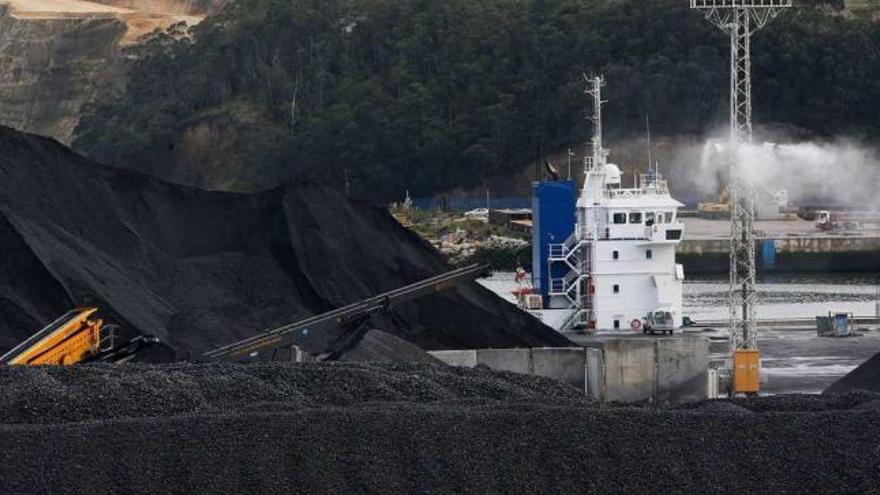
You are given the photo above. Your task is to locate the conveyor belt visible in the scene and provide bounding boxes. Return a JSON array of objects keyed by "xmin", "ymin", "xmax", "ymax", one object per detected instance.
[
  {"xmin": 0, "ymin": 308, "xmax": 101, "ymax": 365},
  {"xmin": 205, "ymin": 264, "xmax": 488, "ymax": 360}
]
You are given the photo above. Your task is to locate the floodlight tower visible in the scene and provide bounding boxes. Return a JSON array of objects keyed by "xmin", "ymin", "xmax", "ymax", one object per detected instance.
[{"xmin": 690, "ymin": 0, "xmax": 792, "ymax": 395}]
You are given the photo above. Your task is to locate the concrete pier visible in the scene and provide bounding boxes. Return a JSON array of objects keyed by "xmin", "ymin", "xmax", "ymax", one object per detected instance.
[
  {"xmin": 678, "ymin": 218, "xmax": 880, "ymax": 272},
  {"xmin": 430, "ymin": 336, "xmax": 709, "ymax": 405}
]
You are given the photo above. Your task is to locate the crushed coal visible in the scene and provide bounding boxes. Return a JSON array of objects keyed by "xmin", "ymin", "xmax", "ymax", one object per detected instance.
[
  {"xmin": 825, "ymin": 350, "xmax": 880, "ymax": 395},
  {"xmin": 0, "ymin": 363, "xmax": 878, "ymax": 493},
  {"xmin": 0, "ymin": 126, "xmax": 569, "ymax": 360},
  {"xmin": 0, "ymin": 362, "xmax": 583, "ymax": 424},
  {"xmin": 335, "ymin": 329, "xmax": 440, "ymax": 363}
]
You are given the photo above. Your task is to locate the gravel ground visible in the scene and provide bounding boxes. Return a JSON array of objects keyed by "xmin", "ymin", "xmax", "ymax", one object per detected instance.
[{"xmin": 1, "ymin": 363, "xmax": 879, "ymax": 493}]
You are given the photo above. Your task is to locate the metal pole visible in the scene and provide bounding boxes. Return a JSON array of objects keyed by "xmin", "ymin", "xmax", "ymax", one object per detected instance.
[
  {"xmin": 691, "ymin": 0, "xmax": 791, "ymax": 395},
  {"xmin": 568, "ymin": 148, "xmax": 572, "ymax": 180},
  {"xmin": 646, "ymin": 114, "xmax": 652, "ymax": 171}
]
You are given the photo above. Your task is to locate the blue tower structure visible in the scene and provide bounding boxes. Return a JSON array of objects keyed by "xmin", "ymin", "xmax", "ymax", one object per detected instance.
[{"xmin": 531, "ymin": 180, "xmax": 576, "ymax": 304}]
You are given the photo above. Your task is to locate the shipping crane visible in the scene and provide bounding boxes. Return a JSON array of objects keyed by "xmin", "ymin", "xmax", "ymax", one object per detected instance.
[{"xmin": 205, "ymin": 264, "xmax": 490, "ymax": 361}]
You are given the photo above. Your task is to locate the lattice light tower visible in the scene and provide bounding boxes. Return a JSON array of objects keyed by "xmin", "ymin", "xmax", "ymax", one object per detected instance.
[{"xmin": 690, "ymin": 0, "xmax": 792, "ymax": 389}]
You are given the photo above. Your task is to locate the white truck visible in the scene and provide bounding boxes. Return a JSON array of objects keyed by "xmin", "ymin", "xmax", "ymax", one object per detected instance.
[
  {"xmin": 643, "ymin": 308, "xmax": 677, "ymax": 335},
  {"xmin": 815, "ymin": 210, "xmax": 880, "ymax": 231}
]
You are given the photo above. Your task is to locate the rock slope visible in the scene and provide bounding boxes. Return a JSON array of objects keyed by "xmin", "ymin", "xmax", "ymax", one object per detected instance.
[{"xmin": 0, "ymin": 0, "xmax": 229, "ymax": 142}]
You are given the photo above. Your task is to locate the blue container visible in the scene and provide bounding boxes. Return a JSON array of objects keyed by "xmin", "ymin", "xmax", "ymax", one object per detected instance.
[
  {"xmin": 531, "ymin": 181, "xmax": 576, "ymax": 301},
  {"xmin": 833, "ymin": 313, "xmax": 850, "ymax": 337},
  {"xmin": 762, "ymin": 239, "xmax": 776, "ymax": 270}
]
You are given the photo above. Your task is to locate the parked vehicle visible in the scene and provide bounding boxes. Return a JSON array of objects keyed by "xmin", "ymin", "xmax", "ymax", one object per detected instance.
[
  {"xmin": 815, "ymin": 210, "xmax": 880, "ymax": 231},
  {"xmin": 643, "ymin": 308, "xmax": 677, "ymax": 335}
]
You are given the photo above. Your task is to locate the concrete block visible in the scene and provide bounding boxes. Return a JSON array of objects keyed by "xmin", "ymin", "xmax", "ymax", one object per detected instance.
[
  {"xmin": 531, "ymin": 347, "xmax": 585, "ymax": 389},
  {"xmin": 602, "ymin": 339, "xmax": 656, "ymax": 403},
  {"xmin": 429, "ymin": 350, "xmax": 477, "ymax": 368},
  {"xmin": 585, "ymin": 348, "xmax": 604, "ymax": 400},
  {"xmin": 476, "ymin": 348, "xmax": 531, "ymax": 375},
  {"xmin": 656, "ymin": 337, "xmax": 709, "ymax": 405}
]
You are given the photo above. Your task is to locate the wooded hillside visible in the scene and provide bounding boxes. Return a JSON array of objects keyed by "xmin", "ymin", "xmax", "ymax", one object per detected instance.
[{"xmin": 72, "ymin": 0, "xmax": 880, "ymax": 202}]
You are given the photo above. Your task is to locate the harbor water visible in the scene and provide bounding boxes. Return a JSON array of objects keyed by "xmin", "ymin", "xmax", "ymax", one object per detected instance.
[{"xmin": 480, "ymin": 271, "xmax": 880, "ymax": 321}]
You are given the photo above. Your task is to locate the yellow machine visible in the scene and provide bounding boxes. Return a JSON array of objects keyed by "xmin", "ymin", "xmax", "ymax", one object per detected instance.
[
  {"xmin": 697, "ymin": 187, "xmax": 730, "ymax": 219},
  {"xmin": 1, "ymin": 308, "xmax": 105, "ymax": 366}
]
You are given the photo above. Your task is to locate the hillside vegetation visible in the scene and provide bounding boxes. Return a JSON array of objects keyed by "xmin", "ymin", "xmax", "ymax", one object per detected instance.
[{"xmin": 72, "ymin": 0, "xmax": 880, "ymax": 202}]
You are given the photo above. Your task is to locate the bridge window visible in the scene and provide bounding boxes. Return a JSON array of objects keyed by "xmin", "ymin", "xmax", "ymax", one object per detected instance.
[
  {"xmin": 629, "ymin": 212, "xmax": 643, "ymax": 224},
  {"xmin": 666, "ymin": 229, "xmax": 682, "ymax": 240},
  {"xmin": 645, "ymin": 212, "xmax": 655, "ymax": 226},
  {"xmin": 613, "ymin": 213, "xmax": 626, "ymax": 224},
  {"xmin": 656, "ymin": 212, "xmax": 665, "ymax": 224}
]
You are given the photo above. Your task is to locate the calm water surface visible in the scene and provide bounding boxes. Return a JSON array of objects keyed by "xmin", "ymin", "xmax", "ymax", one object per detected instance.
[{"xmin": 480, "ymin": 271, "xmax": 880, "ymax": 320}]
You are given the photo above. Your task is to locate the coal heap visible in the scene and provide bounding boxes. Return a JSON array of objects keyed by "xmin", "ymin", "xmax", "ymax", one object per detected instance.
[
  {"xmin": 0, "ymin": 363, "xmax": 878, "ymax": 493},
  {"xmin": 0, "ymin": 362, "xmax": 583, "ymax": 424},
  {"xmin": 825, "ymin": 350, "xmax": 880, "ymax": 394},
  {"xmin": 0, "ymin": 126, "xmax": 569, "ymax": 358},
  {"xmin": 336, "ymin": 329, "xmax": 441, "ymax": 363}
]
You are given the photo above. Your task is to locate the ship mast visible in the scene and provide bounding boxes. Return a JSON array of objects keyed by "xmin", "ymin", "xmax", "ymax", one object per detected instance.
[{"xmin": 584, "ymin": 75, "xmax": 607, "ymax": 173}]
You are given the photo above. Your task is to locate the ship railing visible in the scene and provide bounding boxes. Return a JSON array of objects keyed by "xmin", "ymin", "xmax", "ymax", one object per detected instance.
[
  {"xmin": 549, "ymin": 278, "xmax": 566, "ymax": 295},
  {"xmin": 560, "ymin": 308, "xmax": 593, "ymax": 332},
  {"xmin": 561, "ymin": 234, "xmax": 577, "ymax": 253},
  {"xmin": 575, "ymin": 226, "xmax": 596, "ymax": 242},
  {"xmin": 691, "ymin": 1, "xmax": 792, "ymax": 8},
  {"xmin": 548, "ymin": 243, "xmax": 566, "ymax": 259},
  {"xmin": 579, "ymin": 295, "xmax": 593, "ymax": 310},
  {"xmin": 604, "ymin": 175, "xmax": 669, "ymax": 198}
]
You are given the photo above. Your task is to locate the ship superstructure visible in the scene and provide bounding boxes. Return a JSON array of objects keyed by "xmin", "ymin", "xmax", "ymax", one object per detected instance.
[{"xmin": 530, "ymin": 76, "xmax": 685, "ymax": 332}]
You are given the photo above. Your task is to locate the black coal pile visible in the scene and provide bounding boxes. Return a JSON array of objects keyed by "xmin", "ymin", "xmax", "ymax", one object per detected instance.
[
  {"xmin": 0, "ymin": 364, "xmax": 878, "ymax": 494},
  {"xmin": 825, "ymin": 350, "xmax": 880, "ymax": 394},
  {"xmin": 0, "ymin": 362, "xmax": 582, "ymax": 424},
  {"xmin": 335, "ymin": 329, "xmax": 440, "ymax": 363},
  {"xmin": 0, "ymin": 126, "xmax": 569, "ymax": 359}
]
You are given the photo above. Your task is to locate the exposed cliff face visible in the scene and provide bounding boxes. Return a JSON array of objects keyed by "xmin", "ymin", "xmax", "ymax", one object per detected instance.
[
  {"xmin": 0, "ymin": 4, "xmax": 126, "ymax": 142},
  {"xmin": 91, "ymin": 0, "xmax": 229, "ymax": 15},
  {"xmin": 0, "ymin": 0, "xmax": 229, "ymax": 143}
]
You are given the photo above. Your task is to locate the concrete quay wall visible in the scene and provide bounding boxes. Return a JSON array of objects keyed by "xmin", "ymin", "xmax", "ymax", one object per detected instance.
[
  {"xmin": 678, "ymin": 236, "xmax": 880, "ymax": 255},
  {"xmin": 430, "ymin": 337, "xmax": 709, "ymax": 405},
  {"xmin": 678, "ymin": 236, "xmax": 880, "ymax": 273}
]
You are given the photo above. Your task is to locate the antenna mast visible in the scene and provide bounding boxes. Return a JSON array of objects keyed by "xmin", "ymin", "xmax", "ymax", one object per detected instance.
[
  {"xmin": 690, "ymin": 0, "xmax": 792, "ymax": 395},
  {"xmin": 646, "ymin": 114, "xmax": 652, "ymax": 172},
  {"xmin": 584, "ymin": 75, "xmax": 607, "ymax": 172}
]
